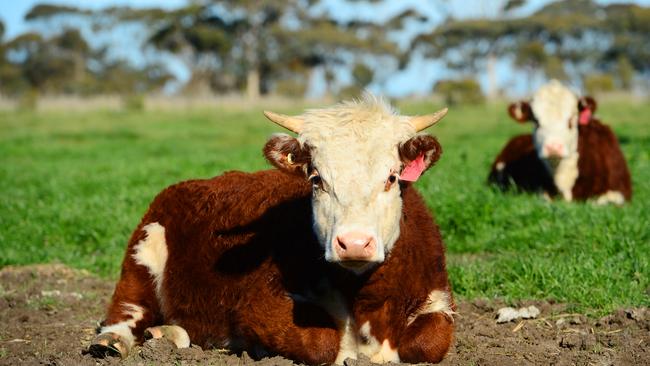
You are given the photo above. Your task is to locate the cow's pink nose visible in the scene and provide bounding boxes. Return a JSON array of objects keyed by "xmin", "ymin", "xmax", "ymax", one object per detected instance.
[
  {"xmin": 334, "ymin": 232, "xmax": 376, "ymax": 261},
  {"xmin": 545, "ymin": 142, "xmax": 564, "ymax": 157}
]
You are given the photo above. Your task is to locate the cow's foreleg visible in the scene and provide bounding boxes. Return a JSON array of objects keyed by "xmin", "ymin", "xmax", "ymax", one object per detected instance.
[
  {"xmin": 89, "ymin": 222, "xmax": 167, "ymax": 357},
  {"xmin": 398, "ymin": 312, "xmax": 453, "ymax": 363},
  {"xmin": 235, "ymin": 293, "xmax": 341, "ymax": 364},
  {"xmin": 398, "ymin": 289, "xmax": 455, "ymax": 363}
]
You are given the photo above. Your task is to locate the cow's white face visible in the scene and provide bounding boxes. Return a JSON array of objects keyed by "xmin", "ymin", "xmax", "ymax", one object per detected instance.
[
  {"xmin": 263, "ymin": 96, "xmax": 444, "ymax": 274},
  {"xmin": 529, "ymin": 81, "xmax": 579, "ymax": 160},
  {"xmin": 301, "ymin": 107, "xmax": 413, "ymax": 273}
]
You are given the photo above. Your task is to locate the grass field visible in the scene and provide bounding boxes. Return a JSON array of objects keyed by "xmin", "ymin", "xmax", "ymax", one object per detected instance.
[{"xmin": 1, "ymin": 100, "xmax": 648, "ymax": 315}]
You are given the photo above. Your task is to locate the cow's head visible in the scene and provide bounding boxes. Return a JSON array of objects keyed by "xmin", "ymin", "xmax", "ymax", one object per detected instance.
[
  {"xmin": 263, "ymin": 95, "xmax": 447, "ymax": 274},
  {"xmin": 508, "ymin": 80, "xmax": 596, "ymax": 160}
]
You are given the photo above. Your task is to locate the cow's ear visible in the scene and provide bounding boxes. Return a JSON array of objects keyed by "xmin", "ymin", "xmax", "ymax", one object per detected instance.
[
  {"xmin": 578, "ymin": 96, "xmax": 597, "ymax": 113},
  {"xmin": 508, "ymin": 101, "xmax": 533, "ymax": 123},
  {"xmin": 578, "ymin": 96, "xmax": 597, "ymax": 125},
  {"xmin": 398, "ymin": 134, "xmax": 442, "ymax": 182},
  {"xmin": 263, "ymin": 133, "xmax": 311, "ymax": 176}
]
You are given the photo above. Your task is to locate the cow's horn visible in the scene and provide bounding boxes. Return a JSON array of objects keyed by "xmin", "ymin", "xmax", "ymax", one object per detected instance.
[
  {"xmin": 263, "ymin": 111, "xmax": 304, "ymax": 134},
  {"xmin": 409, "ymin": 107, "xmax": 448, "ymax": 132}
]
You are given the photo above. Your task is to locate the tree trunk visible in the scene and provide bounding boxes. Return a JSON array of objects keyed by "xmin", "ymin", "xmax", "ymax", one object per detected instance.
[
  {"xmin": 246, "ymin": 68, "xmax": 260, "ymax": 100},
  {"xmin": 243, "ymin": 25, "xmax": 260, "ymax": 100},
  {"xmin": 486, "ymin": 52, "xmax": 497, "ymax": 100}
]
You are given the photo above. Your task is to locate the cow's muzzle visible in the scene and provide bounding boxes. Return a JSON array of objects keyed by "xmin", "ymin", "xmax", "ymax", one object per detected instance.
[
  {"xmin": 334, "ymin": 231, "xmax": 377, "ymax": 263},
  {"xmin": 543, "ymin": 142, "xmax": 565, "ymax": 158}
]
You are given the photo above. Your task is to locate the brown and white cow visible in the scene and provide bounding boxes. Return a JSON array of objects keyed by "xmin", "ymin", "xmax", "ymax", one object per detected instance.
[
  {"xmin": 88, "ymin": 95, "xmax": 455, "ymax": 364},
  {"xmin": 488, "ymin": 80, "xmax": 632, "ymax": 204}
]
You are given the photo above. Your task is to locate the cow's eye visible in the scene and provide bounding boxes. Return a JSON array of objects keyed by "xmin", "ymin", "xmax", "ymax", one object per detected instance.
[
  {"xmin": 384, "ymin": 172, "xmax": 398, "ymax": 191},
  {"xmin": 309, "ymin": 171, "xmax": 325, "ymax": 191}
]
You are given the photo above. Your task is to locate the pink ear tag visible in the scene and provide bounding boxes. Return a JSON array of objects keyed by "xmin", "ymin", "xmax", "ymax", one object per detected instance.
[
  {"xmin": 579, "ymin": 109, "xmax": 592, "ymax": 125},
  {"xmin": 400, "ymin": 154, "xmax": 426, "ymax": 182}
]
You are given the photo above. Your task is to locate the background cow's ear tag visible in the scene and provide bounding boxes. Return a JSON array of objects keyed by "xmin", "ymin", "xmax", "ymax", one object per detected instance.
[
  {"xmin": 400, "ymin": 154, "xmax": 425, "ymax": 182},
  {"xmin": 579, "ymin": 109, "xmax": 592, "ymax": 125}
]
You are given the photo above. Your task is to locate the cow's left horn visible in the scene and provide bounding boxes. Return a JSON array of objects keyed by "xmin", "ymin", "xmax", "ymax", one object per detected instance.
[
  {"xmin": 409, "ymin": 107, "xmax": 448, "ymax": 132},
  {"xmin": 263, "ymin": 111, "xmax": 304, "ymax": 134}
]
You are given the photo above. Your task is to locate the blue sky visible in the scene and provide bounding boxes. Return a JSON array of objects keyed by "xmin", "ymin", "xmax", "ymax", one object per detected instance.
[
  {"xmin": 5, "ymin": 0, "xmax": 650, "ymax": 39},
  {"xmin": 0, "ymin": 0, "xmax": 186, "ymax": 39},
  {"xmin": 1, "ymin": 0, "xmax": 649, "ymax": 96}
]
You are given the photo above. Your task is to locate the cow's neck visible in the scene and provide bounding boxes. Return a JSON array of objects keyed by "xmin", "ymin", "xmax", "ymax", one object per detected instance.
[{"xmin": 542, "ymin": 152, "xmax": 579, "ymax": 201}]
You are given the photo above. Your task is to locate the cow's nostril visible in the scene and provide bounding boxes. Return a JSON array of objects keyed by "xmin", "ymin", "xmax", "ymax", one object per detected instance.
[
  {"xmin": 335, "ymin": 232, "xmax": 377, "ymax": 260},
  {"xmin": 545, "ymin": 143, "xmax": 565, "ymax": 157}
]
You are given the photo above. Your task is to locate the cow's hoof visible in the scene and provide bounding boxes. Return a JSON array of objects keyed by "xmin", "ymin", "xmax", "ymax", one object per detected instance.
[
  {"xmin": 87, "ymin": 332, "xmax": 129, "ymax": 358},
  {"xmin": 144, "ymin": 325, "xmax": 190, "ymax": 349}
]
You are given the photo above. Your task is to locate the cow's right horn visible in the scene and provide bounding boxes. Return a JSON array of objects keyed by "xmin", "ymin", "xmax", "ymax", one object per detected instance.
[
  {"xmin": 409, "ymin": 107, "xmax": 448, "ymax": 132},
  {"xmin": 263, "ymin": 111, "xmax": 304, "ymax": 134}
]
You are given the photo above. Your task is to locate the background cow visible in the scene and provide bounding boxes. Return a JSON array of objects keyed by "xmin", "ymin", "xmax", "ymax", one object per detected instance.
[
  {"xmin": 88, "ymin": 95, "xmax": 455, "ymax": 364},
  {"xmin": 488, "ymin": 80, "xmax": 632, "ymax": 204}
]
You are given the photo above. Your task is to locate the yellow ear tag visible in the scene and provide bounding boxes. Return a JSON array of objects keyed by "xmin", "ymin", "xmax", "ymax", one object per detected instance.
[{"xmin": 287, "ymin": 153, "xmax": 294, "ymax": 165}]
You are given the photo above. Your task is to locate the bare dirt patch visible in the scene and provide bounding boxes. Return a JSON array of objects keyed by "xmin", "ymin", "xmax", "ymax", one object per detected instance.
[{"xmin": 0, "ymin": 264, "xmax": 647, "ymax": 365}]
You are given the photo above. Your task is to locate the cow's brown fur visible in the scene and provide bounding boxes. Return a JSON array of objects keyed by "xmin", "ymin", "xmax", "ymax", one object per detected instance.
[
  {"xmin": 351, "ymin": 182, "xmax": 454, "ymax": 362},
  {"xmin": 488, "ymin": 119, "xmax": 632, "ymax": 201},
  {"xmin": 99, "ymin": 168, "xmax": 453, "ymax": 364}
]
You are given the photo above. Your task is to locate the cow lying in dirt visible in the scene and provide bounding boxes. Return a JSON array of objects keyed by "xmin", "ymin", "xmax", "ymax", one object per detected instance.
[
  {"xmin": 88, "ymin": 95, "xmax": 455, "ymax": 364},
  {"xmin": 488, "ymin": 80, "xmax": 632, "ymax": 204}
]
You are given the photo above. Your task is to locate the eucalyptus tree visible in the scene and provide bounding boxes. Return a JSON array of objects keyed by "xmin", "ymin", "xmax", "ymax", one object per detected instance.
[
  {"xmin": 411, "ymin": 0, "xmax": 650, "ymax": 92},
  {"xmin": 0, "ymin": 6, "xmax": 174, "ymax": 96},
  {"xmin": 135, "ymin": 0, "xmax": 399, "ymax": 98},
  {"xmin": 21, "ymin": 1, "xmax": 407, "ymax": 98}
]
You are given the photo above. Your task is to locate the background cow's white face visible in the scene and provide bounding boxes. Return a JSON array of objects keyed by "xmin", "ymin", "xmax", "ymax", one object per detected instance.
[
  {"xmin": 508, "ymin": 80, "xmax": 591, "ymax": 161},
  {"xmin": 530, "ymin": 81, "xmax": 579, "ymax": 159},
  {"xmin": 264, "ymin": 95, "xmax": 444, "ymax": 274}
]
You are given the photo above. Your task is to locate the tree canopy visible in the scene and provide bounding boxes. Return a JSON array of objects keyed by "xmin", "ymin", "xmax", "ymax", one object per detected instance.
[
  {"xmin": 412, "ymin": 0, "xmax": 650, "ymax": 90},
  {"xmin": 1, "ymin": 0, "xmax": 649, "ymax": 98}
]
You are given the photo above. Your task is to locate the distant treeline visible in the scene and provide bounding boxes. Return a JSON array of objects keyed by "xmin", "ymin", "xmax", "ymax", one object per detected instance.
[{"xmin": 0, "ymin": 0, "xmax": 648, "ymax": 100}]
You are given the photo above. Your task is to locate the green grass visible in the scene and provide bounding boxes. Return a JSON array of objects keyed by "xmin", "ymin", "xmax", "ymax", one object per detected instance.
[{"xmin": 1, "ymin": 101, "xmax": 648, "ymax": 315}]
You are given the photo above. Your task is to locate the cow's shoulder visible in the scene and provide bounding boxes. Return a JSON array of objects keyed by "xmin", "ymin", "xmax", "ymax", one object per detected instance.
[
  {"xmin": 493, "ymin": 134, "xmax": 535, "ymax": 166},
  {"xmin": 575, "ymin": 119, "xmax": 631, "ymax": 201},
  {"xmin": 577, "ymin": 118, "xmax": 624, "ymax": 165},
  {"xmin": 578, "ymin": 119, "xmax": 617, "ymax": 145}
]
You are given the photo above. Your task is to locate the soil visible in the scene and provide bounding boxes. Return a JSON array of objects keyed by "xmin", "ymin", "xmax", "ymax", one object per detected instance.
[{"xmin": 1, "ymin": 264, "xmax": 648, "ymax": 366}]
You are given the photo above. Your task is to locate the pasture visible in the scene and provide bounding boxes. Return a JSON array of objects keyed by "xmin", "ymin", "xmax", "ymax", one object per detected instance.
[{"xmin": 0, "ymin": 100, "xmax": 648, "ymax": 317}]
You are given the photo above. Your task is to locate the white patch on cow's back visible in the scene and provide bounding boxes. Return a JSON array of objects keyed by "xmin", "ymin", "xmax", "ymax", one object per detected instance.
[
  {"xmin": 132, "ymin": 222, "xmax": 168, "ymax": 296},
  {"xmin": 98, "ymin": 303, "xmax": 145, "ymax": 348},
  {"xmin": 596, "ymin": 190, "xmax": 625, "ymax": 205},
  {"xmin": 407, "ymin": 290, "xmax": 455, "ymax": 326},
  {"xmin": 496, "ymin": 161, "xmax": 505, "ymax": 171}
]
